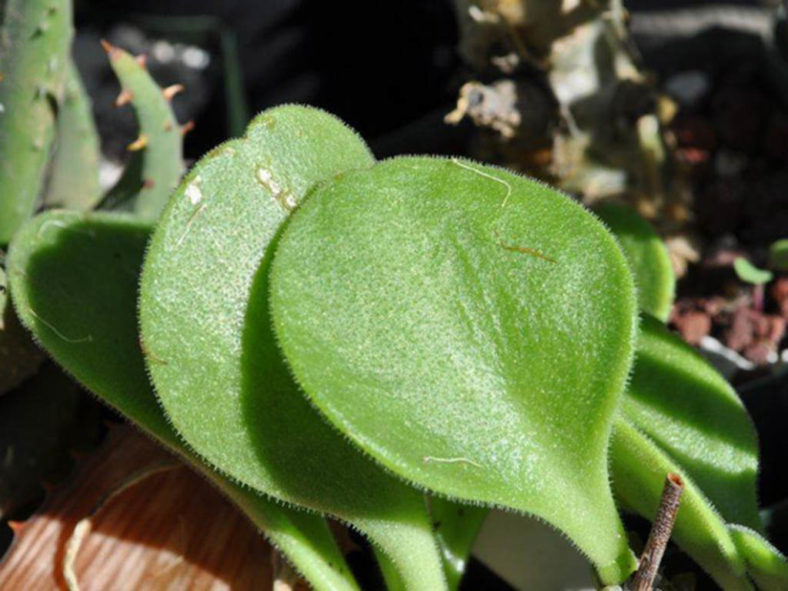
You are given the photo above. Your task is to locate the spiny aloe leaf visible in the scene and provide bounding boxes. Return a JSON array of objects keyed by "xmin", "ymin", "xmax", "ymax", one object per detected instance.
[
  {"xmin": 270, "ymin": 156, "xmax": 639, "ymax": 583},
  {"xmin": 43, "ymin": 60, "xmax": 101, "ymax": 211},
  {"xmin": 623, "ymin": 315, "xmax": 761, "ymax": 529},
  {"xmin": 734, "ymin": 258, "xmax": 773, "ymax": 286},
  {"xmin": 0, "ymin": 265, "xmax": 44, "ymax": 395},
  {"xmin": 0, "ymin": 0, "xmax": 73, "ymax": 243},
  {"xmin": 610, "ymin": 419, "xmax": 751, "ymax": 590},
  {"xmin": 6, "ymin": 210, "xmax": 357, "ymax": 591},
  {"xmin": 99, "ymin": 41, "xmax": 184, "ymax": 219},
  {"xmin": 429, "ymin": 498, "xmax": 488, "ymax": 590},
  {"xmin": 140, "ymin": 106, "xmax": 447, "ymax": 590},
  {"xmin": 595, "ymin": 203, "xmax": 675, "ymax": 321},
  {"xmin": 728, "ymin": 525, "xmax": 788, "ymax": 590}
]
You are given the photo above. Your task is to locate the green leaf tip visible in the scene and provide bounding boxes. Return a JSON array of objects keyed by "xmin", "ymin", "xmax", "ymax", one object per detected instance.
[
  {"xmin": 734, "ymin": 257, "xmax": 773, "ymax": 286},
  {"xmin": 100, "ymin": 40, "xmax": 184, "ymax": 219},
  {"xmin": 594, "ymin": 202, "xmax": 675, "ymax": 321},
  {"xmin": 769, "ymin": 239, "xmax": 788, "ymax": 271},
  {"xmin": 140, "ymin": 105, "xmax": 447, "ymax": 590},
  {"xmin": 728, "ymin": 525, "xmax": 788, "ymax": 590},
  {"xmin": 270, "ymin": 155, "xmax": 639, "ymax": 583}
]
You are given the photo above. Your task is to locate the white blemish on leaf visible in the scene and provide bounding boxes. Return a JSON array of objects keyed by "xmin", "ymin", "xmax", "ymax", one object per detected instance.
[
  {"xmin": 255, "ymin": 167, "xmax": 296, "ymax": 212},
  {"xmin": 185, "ymin": 176, "xmax": 203, "ymax": 205},
  {"xmin": 423, "ymin": 455, "xmax": 483, "ymax": 468}
]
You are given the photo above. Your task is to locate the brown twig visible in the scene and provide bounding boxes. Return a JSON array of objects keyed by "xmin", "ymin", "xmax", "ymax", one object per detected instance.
[{"xmin": 628, "ymin": 473, "xmax": 684, "ymax": 591}]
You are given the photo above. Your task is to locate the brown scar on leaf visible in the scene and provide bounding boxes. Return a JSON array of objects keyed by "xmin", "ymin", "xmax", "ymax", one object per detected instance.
[
  {"xmin": 139, "ymin": 337, "xmax": 168, "ymax": 365},
  {"xmin": 494, "ymin": 229, "xmax": 556, "ymax": 263}
]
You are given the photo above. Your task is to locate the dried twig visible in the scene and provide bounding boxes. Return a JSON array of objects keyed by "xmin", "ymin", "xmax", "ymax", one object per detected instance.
[{"xmin": 628, "ymin": 473, "xmax": 684, "ymax": 591}]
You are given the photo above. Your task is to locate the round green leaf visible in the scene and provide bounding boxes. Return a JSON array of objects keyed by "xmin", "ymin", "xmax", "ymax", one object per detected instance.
[
  {"xmin": 595, "ymin": 203, "xmax": 675, "ymax": 321},
  {"xmin": 140, "ymin": 106, "xmax": 447, "ymax": 589},
  {"xmin": 270, "ymin": 156, "xmax": 639, "ymax": 583}
]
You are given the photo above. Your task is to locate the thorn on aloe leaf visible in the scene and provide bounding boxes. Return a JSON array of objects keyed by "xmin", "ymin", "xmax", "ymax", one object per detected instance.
[
  {"xmin": 135, "ymin": 54, "xmax": 147, "ymax": 68},
  {"xmin": 115, "ymin": 89, "xmax": 132, "ymax": 107},
  {"xmin": 162, "ymin": 84, "xmax": 184, "ymax": 101},
  {"xmin": 100, "ymin": 39, "xmax": 119, "ymax": 59},
  {"xmin": 181, "ymin": 120, "xmax": 195, "ymax": 136},
  {"xmin": 127, "ymin": 134, "xmax": 148, "ymax": 151}
]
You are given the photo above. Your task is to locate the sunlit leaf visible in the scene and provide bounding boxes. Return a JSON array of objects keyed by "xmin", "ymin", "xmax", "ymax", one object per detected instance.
[
  {"xmin": 270, "ymin": 156, "xmax": 639, "ymax": 584},
  {"xmin": 610, "ymin": 419, "xmax": 750, "ymax": 590},
  {"xmin": 622, "ymin": 316, "xmax": 761, "ymax": 529},
  {"xmin": 728, "ymin": 525, "xmax": 788, "ymax": 590},
  {"xmin": 140, "ymin": 106, "xmax": 447, "ymax": 590}
]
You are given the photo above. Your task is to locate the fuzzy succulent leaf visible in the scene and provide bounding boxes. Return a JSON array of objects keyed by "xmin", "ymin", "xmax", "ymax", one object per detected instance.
[
  {"xmin": 595, "ymin": 203, "xmax": 675, "ymax": 321},
  {"xmin": 101, "ymin": 42, "xmax": 183, "ymax": 219},
  {"xmin": 429, "ymin": 498, "xmax": 488, "ymax": 590},
  {"xmin": 43, "ymin": 60, "xmax": 101, "ymax": 211},
  {"xmin": 611, "ymin": 316, "xmax": 765, "ymax": 588},
  {"xmin": 140, "ymin": 106, "xmax": 447, "ymax": 590},
  {"xmin": 6, "ymin": 210, "xmax": 358, "ymax": 591},
  {"xmin": 270, "ymin": 156, "xmax": 639, "ymax": 584},
  {"xmin": 728, "ymin": 525, "xmax": 788, "ymax": 590},
  {"xmin": 0, "ymin": 0, "xmax": 73, "ymax": 244},
  {"xmin": 610, "ymin": 419, "xmax": 751, "ymax": 590},
  {"xmin": 622, "ymin": 315, "xmax": 761, "ymax": 529}
]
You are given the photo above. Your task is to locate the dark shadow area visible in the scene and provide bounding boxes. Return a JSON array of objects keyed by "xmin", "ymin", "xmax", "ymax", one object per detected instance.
[
  {"xmin": 22, "ymin": 219, "xmax": 168, "ymax": 437},
  {"xmin": 740, "ymin": 373, "xmax": 788, "ymax": 509},
  {"xmin": 0, "ymin": 363, "xmax": 103, "ymax": 529},
  {"xmin": 11, "ymin": 220, "xmax": 267, "ymax": 586}
]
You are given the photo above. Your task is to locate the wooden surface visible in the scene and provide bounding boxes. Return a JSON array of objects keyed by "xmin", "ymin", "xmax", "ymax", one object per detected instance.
[{"xmin": 0, "ymin": 423, "xmax": 278, "ymax": 590}]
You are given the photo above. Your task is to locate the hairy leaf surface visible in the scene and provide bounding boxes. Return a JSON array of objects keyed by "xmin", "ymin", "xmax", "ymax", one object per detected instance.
[
  {"xmin": 140, "ymin": 106, "xmax": 447, "ymax": 590},
  {"xmin": 610, "ymin": 419, "xmax": 751, "ymax": 590},
  {"xmin": 728, "ymin": 525, "xmax": 788, "ymax": 590},
  {"xmin": 7, "ymin": 211, "xmax": 358, "ymax": 591},
  {"xmin": 595, "ymin": 203, "xmax": 674, "ymax": 321},
  {"xmin": 612, "ymin": 316, "xmax": 769, "ymax": 589},
  {"xmin": 270, "ymin": 156, "xmax": 639, "ymax": 583},
  {"xmin": 623, "ymin": 316, "xmax": 761, "ymax": 529}
]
